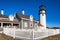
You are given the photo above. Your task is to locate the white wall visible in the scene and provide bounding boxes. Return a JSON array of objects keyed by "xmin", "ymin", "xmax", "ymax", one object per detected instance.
[{"xmin": 40, "ymin": 14, "xmax": 46, "ymax": 29}]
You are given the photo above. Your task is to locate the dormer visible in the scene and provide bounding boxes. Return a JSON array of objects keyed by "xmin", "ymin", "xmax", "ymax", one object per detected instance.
[
  {"xmin": 30, "ymin": 15, "xmax": 33, "ymax": 21},
  {"xmin": 9, "ymin": 14, "xmax": 14, "ymax": 21}
]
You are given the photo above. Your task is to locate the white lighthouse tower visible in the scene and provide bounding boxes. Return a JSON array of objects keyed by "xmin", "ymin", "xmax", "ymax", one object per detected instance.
[{"xmin": 39, "ymin": 5, "xmax": 46, "ymax": 29}]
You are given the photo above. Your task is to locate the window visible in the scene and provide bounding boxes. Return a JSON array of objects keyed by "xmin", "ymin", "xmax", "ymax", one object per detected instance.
[
  {"xmin": 31, "ymin": 24, "xmax": 32, "ymax": 26},
  {"xmin": 30, "ymin": 22, "xmax": 33, "ymax": 27},
  {"xmin": 42, "ymin": 14, "xmax": 44, "ymax": 16},
  {"xmin": 24, "ymin": 22, "xmax": 28, "ymax": 27},
  {"xmin": 0, "ymin": 23, "xmax": 1, "ymax": 27}
]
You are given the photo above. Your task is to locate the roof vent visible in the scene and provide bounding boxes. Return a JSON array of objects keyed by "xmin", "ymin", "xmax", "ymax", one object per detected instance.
[
  {"xmin": 22, "ymin": 9, "xmax": 24, "ymax": 15},
  {"xmin": 1, "ymin": 8, "xmax": 4, "ymax": 15}
]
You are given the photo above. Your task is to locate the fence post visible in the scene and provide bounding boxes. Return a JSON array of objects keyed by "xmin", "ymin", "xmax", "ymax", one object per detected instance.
[
  {"xmin": 13, "ymin": 26, "xmax": 15, "ymax": 38},
  {"xmin": 32, "ymin": 29, "xmax": 34, "ymax": 40}
]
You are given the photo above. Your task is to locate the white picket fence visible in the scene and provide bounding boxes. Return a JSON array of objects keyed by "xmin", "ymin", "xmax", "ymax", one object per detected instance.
[{"xmin": 3, "ymin": 28, "xmax": 60, "ymax": 40}]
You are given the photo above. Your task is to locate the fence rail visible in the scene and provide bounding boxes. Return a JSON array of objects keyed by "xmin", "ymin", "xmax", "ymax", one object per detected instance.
[{"xmin": 3, "ymin": 28, "xmax": 60, "ymax": 40}]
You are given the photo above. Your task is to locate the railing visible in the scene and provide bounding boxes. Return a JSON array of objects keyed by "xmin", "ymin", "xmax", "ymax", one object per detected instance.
[{"xmin": 3, "ymin": 27, "xmax": 60, "ymax": 40}]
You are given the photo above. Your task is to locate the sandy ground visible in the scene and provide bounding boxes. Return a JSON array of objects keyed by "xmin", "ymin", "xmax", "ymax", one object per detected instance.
[
  {"xmin": 41, "ymin": 34, "xmax": 60, "ymax": 40},
  {"xmin": 0, "ymin": 33, "xmax": 22, "ymax": 40}
]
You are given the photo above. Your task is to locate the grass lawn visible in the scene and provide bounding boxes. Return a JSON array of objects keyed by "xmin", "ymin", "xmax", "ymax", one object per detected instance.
[
  {"xmin": 41, "ymin": 34, "xmax": 60, "ymax": 40},
  {"xmin": 0, "ymin": 33, "xmax": 22, "ymax": 40}
]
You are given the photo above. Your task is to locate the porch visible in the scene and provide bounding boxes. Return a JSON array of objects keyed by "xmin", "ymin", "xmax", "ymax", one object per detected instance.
[{"xmin": 0, "ymin": 22, "xmax": 19, "ymax": 28}]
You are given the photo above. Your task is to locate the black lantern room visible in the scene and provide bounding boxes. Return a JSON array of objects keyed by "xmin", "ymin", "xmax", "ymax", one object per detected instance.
[{"xmin": 39, "ymin": 5, "xmax": 46, "ymax": 15}]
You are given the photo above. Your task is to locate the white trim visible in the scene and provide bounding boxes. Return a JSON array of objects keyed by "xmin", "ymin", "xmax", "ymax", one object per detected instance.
[
  {"xmin": 21, "ymin": 18, "xmax": 29, "ymax": 20},
  {"xmin": 0, "ymin": 22, "xmax": 11, "ymax": 23},
  {"xmin": 0, "ymin": 22, "xmax": 19, "ymax": 24}
]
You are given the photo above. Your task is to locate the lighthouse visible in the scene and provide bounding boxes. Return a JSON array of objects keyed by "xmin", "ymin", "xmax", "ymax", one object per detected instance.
[{"xmin": 39, "ymin": 5, "xmax": 46, "ymax": 29}]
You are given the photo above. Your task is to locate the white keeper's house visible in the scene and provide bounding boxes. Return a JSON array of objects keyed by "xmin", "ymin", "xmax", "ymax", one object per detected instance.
[{"xmin": 0, "ymin": 5, "xmax": 46, "ymax": 29}]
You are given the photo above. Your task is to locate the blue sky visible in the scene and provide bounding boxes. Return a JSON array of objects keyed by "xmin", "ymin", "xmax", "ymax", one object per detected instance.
[{"xmin": 0, "ymin": 0, "xmax": 60, "ymax": 27}]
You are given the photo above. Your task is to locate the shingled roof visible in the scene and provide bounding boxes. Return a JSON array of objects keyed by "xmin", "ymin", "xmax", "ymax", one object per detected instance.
[
  {"xmin": 0, "ymin": 19, "xmax": 19, "ymax": 23},
  {"xmin": 16, "ymin": 12, "xmax": 30, "ymax": 19},
  {"xmin": 0, "ymin": 14, "xmax": 19, "ymax": 23},
  {"xmin": 0, "ymin": 14, "xmax": 8, "ymax": 18},
  {"xmin": 16, "ymin": 12, "xmax": 38, "ymax": 21}
]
